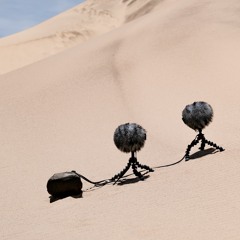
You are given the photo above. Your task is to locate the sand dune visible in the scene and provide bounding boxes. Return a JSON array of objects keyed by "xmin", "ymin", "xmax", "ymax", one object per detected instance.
[
  {"xmin": 1, "ymin": 0, "xmax": 240, "ymax": 239},
  {"xmin": 0, "ymin": 0, "xmax": 163, "ymax": 75}
]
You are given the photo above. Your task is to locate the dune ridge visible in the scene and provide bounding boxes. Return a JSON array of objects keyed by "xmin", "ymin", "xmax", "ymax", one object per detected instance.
[
  {"xmin": 0, "ymin": 0, "xmax": 163, "ymax": 75},
  {"xmin": 1, "ymin": 0, "xmax": 240, "ymax": 239}
]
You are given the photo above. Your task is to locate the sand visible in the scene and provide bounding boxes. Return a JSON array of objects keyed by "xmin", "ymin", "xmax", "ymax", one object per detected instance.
[
  {"xmin": 0, "ymin": 0, "xmax": 162, "ymax": 75},
  {"xmin": 0, "ymin": 0, "xmax": 240, "ymax": 239}
]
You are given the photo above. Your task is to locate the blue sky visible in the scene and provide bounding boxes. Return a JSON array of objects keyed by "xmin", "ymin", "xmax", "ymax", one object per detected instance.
[{"xmin": 0, "ymin": 0, "xmax": 85, "ymax": 37}]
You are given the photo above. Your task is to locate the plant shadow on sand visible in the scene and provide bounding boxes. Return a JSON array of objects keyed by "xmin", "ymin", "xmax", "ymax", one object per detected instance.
[{"xmin": 49, "ymin": 191, "xmax": 83, "ymax": 203}]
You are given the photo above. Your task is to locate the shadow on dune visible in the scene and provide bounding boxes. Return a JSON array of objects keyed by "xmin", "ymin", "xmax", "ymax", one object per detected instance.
[
  {"xmin": 49, "ymin": 191, "xmax": 83, "ymax": 203},
  {"xmin": 100, "ymin": 148, "xmax": 220, "ymax": 187},
  {"xmin": 154, "ymin": 148, "xmax": 221, "ymax": 169},
  {"xmin": 49, "ymin": 148, "xmax": 222, "ymax": 199},
  {"xmin": 186, "ymin": 147, "xmax": 219, "ymax": 161},
  {"xmin": 116, "ymin": 175, "xmax": 150, "ymax": 186}
]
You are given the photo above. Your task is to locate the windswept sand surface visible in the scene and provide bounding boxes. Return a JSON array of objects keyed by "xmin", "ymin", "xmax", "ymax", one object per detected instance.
[
  {"xmin": 0, "ymin": 0, "xmax": 162, "ymax": 74},
  {"xmin": 1, "ymin": 0, "xmax": 240, "ymax": 239}
]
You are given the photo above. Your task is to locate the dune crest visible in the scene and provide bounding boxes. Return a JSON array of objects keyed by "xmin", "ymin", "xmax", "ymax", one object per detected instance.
[
  {"xmin": 0, "ymin": 0, "xmax": 162, "ymax": 75},
  {"xmin": 1, "ymin": 0, "xmax": 240, "ymax": 239}
]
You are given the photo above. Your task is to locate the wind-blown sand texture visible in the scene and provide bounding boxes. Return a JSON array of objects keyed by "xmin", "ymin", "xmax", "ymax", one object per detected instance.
[
  {"xmin": 0, "ymin": 0, "xmax": 240, "ymax": 239},
  {"xmin": 0, "ymin": 0, "xmax": 162, "ymax": 74}
]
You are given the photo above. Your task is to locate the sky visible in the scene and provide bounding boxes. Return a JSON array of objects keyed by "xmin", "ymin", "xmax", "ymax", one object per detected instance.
[{"xmin": 0, "ymin": 0, "xmax": 85, "ymax": 37}]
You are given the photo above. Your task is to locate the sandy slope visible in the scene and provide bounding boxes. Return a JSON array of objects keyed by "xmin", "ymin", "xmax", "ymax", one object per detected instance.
[
  {"xmin": 0, "ymin": 0, "xmax": 162, "ymax": 75},
  {"xmin": 1, "ymin": 0, "xmax": 240, "ymax": 239}
]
